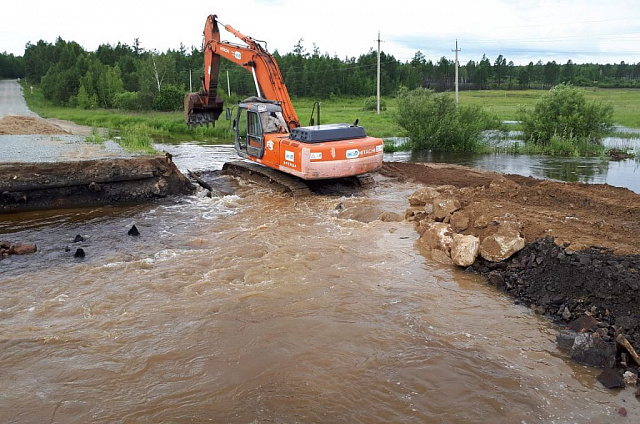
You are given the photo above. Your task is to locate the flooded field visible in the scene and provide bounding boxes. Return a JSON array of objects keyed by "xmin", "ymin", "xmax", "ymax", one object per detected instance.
[
  {"xmin": 384, "ymin": 127, "xmax": 640, "ymax": 194},
  {"xmin": 1, "ymin": 144, "xmax": 638, "ymax": 423}
]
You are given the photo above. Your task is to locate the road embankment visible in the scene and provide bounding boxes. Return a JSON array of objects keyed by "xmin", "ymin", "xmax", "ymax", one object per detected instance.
[{"xmin": 1, "ymin": 155, "xmax": 195, "ymax": 213}]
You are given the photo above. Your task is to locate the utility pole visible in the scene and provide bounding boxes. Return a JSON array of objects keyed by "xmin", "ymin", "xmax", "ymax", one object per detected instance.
[
  {"xmin": 376, "ymin": 31, "xmax": 383, "ymax": 115},
  {"xmin": 227, "ymin": 70, "xmax": 231, "ymax": 96},
  {"xmin": 452, "ymin": 40, "xmax": 461, "ymax": 108},
  {"xmin": 189, "ymin": 67, "xmax": 192, "ymax": 92}
]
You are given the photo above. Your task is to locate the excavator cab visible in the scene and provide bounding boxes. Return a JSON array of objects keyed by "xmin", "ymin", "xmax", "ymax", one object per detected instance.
[{"xmin": 233, "ymin": 98, "xmax": 288, "ymax": 160}]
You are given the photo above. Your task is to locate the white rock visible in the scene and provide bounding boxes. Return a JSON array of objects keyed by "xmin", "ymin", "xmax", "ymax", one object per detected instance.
[
  {"xmin": 451, "ymin": 234, "xmax": 480, "ymax": 267},
  {"xmin": 479, "ymin": 228, "xmax": 525, "ymax": 262},
  {"xmin": 419, "ymin": 222, "xmax": 454, "ymax": 255}
]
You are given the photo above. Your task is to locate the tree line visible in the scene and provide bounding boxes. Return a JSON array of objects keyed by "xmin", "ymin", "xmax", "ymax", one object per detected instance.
[{"xmin": 1, "ymin": 36, "xmax": 639, "ymax": 111}]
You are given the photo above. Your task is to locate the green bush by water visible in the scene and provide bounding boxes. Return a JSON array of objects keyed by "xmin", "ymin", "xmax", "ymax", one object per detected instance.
[
  {"xmin": 396, "ymin": 87, "xmax": 501, "ymax": 152},
  {"xmin": 119, "ymin": 124, "xmax": 156, "ymax": 153},
  {"xmin": 518, "ymin": 84, "xmax": 614, "ymax": 146}
]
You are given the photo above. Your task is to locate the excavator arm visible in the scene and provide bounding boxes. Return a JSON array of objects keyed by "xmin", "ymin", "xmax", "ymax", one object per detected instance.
[{"xmin": 185, "ymin": 15, "xmax": 300, "ymax": 130}]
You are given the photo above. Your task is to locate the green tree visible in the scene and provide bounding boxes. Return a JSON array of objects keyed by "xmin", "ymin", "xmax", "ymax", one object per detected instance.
[
  {"xmin": 544, "ymin": 61, "xmax": 560, "ymax": 87},
  {"xmin": 0, "ymin": 52, "xmax": 24, "ymax": 78},
  {"xmin": 493, "ymin": 54, "xmax": 507, "ymax": 87},
  {"xmin": 138, "ymin": 52, "xmax": 177, "ymax": 104},
  {"xmin": 97, "ymin": 65, "xmax": 125, "ymax": 108},
  {"xmin": 518, "ymin": 64, "xmax": 531, "ymax": 89},
  {"xmin": 518, "ymin": 84, "xmax": 614, "ymax": 146},
  {"xmin": 396, "ymin": 87, "xmax": 499, "ymax": 152},
  {"xmin": 562, "ymin": 59, "xmax": 575, "ymax": 83},
  {"xmin": 476, "ymin": 55, "xmax": 492, "ymax": 89}
]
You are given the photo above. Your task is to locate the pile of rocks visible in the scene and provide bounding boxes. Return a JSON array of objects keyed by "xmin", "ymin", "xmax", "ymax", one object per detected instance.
[
  {"xmin": 406, "ymin": 184, "xmax": 526, "ymax": 266},
  {"xmin": 406, "ymin": 185, "xmax": 640, "ymax": 391}
]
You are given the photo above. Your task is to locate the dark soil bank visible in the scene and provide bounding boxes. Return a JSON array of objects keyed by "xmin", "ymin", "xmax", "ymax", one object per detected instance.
[
  {"xmin": 470, "ymin": 236, "xmax": 640, "ymax": 375},
  {"xmin": 1, "ymin": 155, "xmax": 194, "ymax": 213}
]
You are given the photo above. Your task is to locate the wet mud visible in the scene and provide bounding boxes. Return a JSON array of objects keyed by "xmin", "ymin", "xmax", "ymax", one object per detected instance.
[{"xmin": 1, "ymin": 156, "xmax": 194, "ymax": 213}]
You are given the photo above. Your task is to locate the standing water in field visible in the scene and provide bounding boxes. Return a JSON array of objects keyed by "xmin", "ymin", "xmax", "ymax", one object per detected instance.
[
  {"xmin": 384, "ymin": 126, "xmax": 640, "ymax": 194},
  {"xmin": 1, "ymin": 145, "xmax": 637, "ymax": 423}
]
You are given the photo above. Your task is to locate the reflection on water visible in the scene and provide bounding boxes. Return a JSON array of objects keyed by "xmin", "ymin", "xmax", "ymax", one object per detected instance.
[{"xmin": 384, "ymin": 145, "xmax": 640, "ymax": 194}]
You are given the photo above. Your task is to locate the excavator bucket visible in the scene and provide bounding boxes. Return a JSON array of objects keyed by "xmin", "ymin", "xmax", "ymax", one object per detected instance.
[
  {"xmin": 184, "ymin": 92, "xmax": 223, "ymax": 127},
  {"xmin": 184, "ymin": 14, "xmax": 225, "ymax": 128}
]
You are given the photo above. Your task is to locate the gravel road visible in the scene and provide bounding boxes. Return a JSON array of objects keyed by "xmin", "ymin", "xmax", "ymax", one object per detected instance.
[
  {"xmin": 0, "ymin": 79, "xmax": 36, "ymax": 117},
  {"xmin": 0, "ymin": 79, "xmax": 133, "ymax": 163}
]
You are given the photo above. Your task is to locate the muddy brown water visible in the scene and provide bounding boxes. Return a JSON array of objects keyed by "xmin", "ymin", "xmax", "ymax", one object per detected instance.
[{"xmin": 2, "ymin": 172, "xmax": 638, "ymax": 423}]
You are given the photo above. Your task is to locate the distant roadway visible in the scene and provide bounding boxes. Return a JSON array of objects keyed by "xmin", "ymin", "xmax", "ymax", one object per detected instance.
[{"xmin": 0, "ymin": 79, "xmax": 36, "ymax": 118}]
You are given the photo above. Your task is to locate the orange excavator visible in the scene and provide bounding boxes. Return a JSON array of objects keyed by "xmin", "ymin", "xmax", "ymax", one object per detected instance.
[{"xmin": 184, "ymin": 15, "xmax": 383, "ymax": 189}]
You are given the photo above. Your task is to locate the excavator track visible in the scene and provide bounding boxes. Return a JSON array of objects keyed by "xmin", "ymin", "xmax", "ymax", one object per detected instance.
[
  {"xmin": 352, "ymin": 173, "xmax": 376, "ymax": 189},
  {"xmin": 222, "ymin": 161, "xmax": 312, "ymax": 197},
  {"xmin": 222, "ymin": 161, "xmax": 377, "ymax": 196}
]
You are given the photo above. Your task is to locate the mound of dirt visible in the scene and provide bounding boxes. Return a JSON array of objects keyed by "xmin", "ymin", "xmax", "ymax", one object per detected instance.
[
  {"xmin": 0, "ymin": 116, "xmax": 69, "ymax": 135},
  {"xmin": 383, "ymin": 161, "xmax": 640, "ymax": 372},
  {"xmin": 0, "ymin": 155, "xmax": 194, "ymax": 212},
  {"xmin": 382, "ymin": 162, "xmax": 640, "ymax": 255}
]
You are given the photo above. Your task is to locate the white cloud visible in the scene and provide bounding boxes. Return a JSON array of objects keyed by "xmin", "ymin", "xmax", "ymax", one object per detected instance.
[{"xmin": 3, "ymin": 0, "xmax": 639, "ymax": 64}]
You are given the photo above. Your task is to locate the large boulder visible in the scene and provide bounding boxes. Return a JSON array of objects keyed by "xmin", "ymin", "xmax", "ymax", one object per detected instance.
[
  {"xmin": 571, "ymin": 333, "xmax": 617, "ymax": 368},
  {"xmin": 419, "ymin": 222, "xmax": 454, "ymax": 255},
  {"xmin": 450, "ymin": 210, "xmax": 470, "ymax": 231},
  {"xmin": 432, "ymin": 196, "xmax": 461, "ymax": 221},
  {"xmin": 451, "ymin": 234, "xmax": 480, "ymax": 267},
  {"xmin": 408, "ymin": 187, "xmax": 440, "ymax": 206},
  {"xmin": 479, "ymin": 227, "xmax": 525, "ymax": 262}
]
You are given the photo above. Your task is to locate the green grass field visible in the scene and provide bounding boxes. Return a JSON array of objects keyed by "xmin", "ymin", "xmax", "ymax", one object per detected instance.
[
  {"xmin": 458, "ymin": 88, "xmax": 640, "ymax": 128},
  {"xmin": 23, "ymin": 84, "xmax": 640, "ymax": 144}
]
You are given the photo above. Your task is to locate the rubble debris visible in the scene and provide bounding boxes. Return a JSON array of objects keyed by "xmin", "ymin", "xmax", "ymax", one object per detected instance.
[
  {"xmin": 1, "ymin": 241, "xmax": 37, "ymax": 256},
  {"xmin": 597, "ymin": 368, "xmax": 625, "ymax": 389},
  {"xmin": 128, "ymin": 225, "xmax": 140, "ymax": 237}
]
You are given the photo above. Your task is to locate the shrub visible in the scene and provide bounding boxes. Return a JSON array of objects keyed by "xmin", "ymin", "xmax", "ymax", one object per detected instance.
[
  {"xmin": 518, "ymin": 84, "xmax": 613, "ymax": 146},
  {"xmin": 152, "ymin": 84, "xmax": 184, "ymax": 111},
  {"xmin": 114, "ymin": 91, "xmax": 141, "ymax": 110},
  {"xmin": 76, "ymin": 85, "xmax": 98, "ymax": 109},
  {"xmin": 396, "ymin": 87, "xmax": 499, "ymax": 152},
  {"xmin": 363, "ymin": 96, "xmax": 386, "ymax": 111}
]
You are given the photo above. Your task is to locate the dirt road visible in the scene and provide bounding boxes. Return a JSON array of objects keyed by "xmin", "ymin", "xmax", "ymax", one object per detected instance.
[{"xmin": 0, "ymin": 79, "xmax": 36, "ymax": 117}]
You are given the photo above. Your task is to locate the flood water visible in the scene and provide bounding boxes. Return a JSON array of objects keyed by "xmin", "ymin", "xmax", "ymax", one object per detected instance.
[
  {"xmin": 384, "ymin": 128, "xmax": 640, "ymax": 194},
  {"xmin": 1, "ymin": 143, "xmax": 639, "ymax": 423}
]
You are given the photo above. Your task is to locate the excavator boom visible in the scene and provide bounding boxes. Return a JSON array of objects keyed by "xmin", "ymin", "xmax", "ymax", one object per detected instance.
[{"xmin": 185, "ymin": 15, "xmax": 299, "ymax": 129}]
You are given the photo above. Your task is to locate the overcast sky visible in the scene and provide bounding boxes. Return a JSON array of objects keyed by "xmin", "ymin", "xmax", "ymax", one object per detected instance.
[{"xmin": 3, "ymin": 0, "xmax": 639, "ymax": 65}]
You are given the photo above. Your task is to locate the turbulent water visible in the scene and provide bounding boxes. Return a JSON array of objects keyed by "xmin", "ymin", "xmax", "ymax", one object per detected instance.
[{"xmin": 1, "ymin": 145, "xmax": 638, "ymax": 423}]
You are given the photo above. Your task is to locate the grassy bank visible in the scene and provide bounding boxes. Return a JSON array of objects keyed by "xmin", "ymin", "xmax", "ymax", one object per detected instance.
[
  {"xmin": 23, "ymin": 85, "xmax": 401, "ymax": 142},
  {"xmin": 23, "ymin": 85, "xmax": 234, "ymax": 144},
  {"xmin": 22, "ymin": 84, "xmax": 640, "ymax": 148}
]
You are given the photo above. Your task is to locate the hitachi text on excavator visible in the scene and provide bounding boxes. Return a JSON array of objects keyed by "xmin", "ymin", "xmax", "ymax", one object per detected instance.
[{"xmin": 184, "ymin": 15, "xmax": 383, "ymax": 193}]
